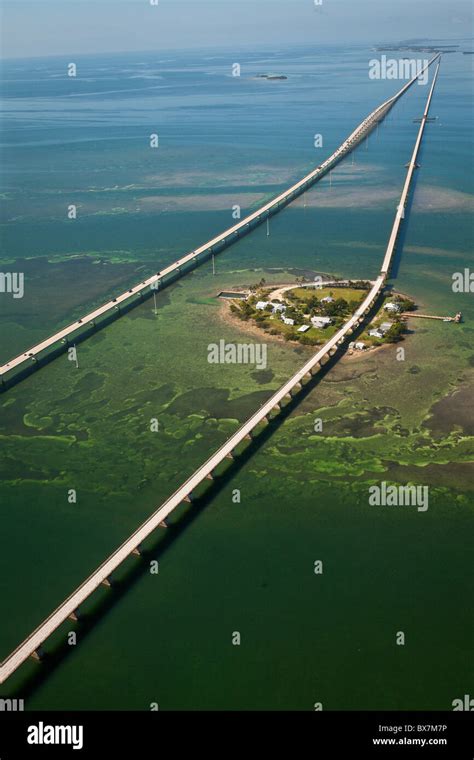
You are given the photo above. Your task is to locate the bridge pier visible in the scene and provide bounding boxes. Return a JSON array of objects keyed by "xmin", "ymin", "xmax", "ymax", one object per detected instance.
[
  {"xmin": 132, "ymin": 545, "xmax": 143, "ymax": 557},
  {"xmin": 225, "ymin": 451, "xmax": 234, "ymax": 461},
  {"xmin": 102, "ymin": 577, "xmax": 112, "ymax": 587},
  {"xmin": 159, "ymin": 520, "xmax": 168, "ymax": 528},
  {"xmin": 68, "ymin": 610, "xmax": 80, "ymax": 621},
  {"xmin": 31, "ymin": 646, "xmax": 45, "ymax": 662}
]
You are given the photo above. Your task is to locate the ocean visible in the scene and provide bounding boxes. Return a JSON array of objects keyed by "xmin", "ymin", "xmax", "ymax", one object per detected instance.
[{"xmin": 0, "ymin": 43, "xmax": 472, "ymax": 709}]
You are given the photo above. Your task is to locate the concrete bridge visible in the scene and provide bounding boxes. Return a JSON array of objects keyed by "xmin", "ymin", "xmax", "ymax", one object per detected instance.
[
  {"xmin": 0, "ymin": 57, "xmax": 441, "ymax": 685},
  {"xmin": 0, "ymin": 55, "xmax": 439, "ymax": 391}
]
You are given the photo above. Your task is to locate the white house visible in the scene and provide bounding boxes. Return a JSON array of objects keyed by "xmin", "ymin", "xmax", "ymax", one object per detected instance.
[
  {"xmin": 354, "ymin": 341, "xmax": 366, "ymax": 350},
  {"xmin": 369, "ymin": 329, "xmax": 384, "ymax": 339},
  {"xmin": 298, "ymin": 325, "xmax": 310, "ymax": 333},
  {"xmin": 311, "ymin": 316, "xmax": 332, "ymax": 328},
  {"xmin": 384, "ymin": 302, "xmax": 400, "ymax": 313},
  {"xmin": 321, "ymin": 296, "xmax": 335, "ymax": 303},
  {"xmin": 255, "ymin": 301, "xmax": 270, "ymax": 311},
  {"xmin": 272, "ymin": 303, "xmax": 286, "ymax": 314},
  {"xmin": 380, "ymin": 322, "xmax": 393, "ymax": 334},
  {"xmin": 282, "ymin": 316, "xmax": 295, "ymax": 326}
]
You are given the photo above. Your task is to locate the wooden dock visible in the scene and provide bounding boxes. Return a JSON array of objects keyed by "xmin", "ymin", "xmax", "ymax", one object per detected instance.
[{"xmin": 404, "ymin": 312, "xmax": 462, "ymax": 323}]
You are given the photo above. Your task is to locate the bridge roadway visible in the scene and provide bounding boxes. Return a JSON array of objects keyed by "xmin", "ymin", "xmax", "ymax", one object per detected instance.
[
  {"xmin": 381, "ymin": 57, "xmax": 440, "ymax": 274},
  {"xmin": 0, "ymin": 56, "xmax": 438, "ymax": 386},
  {"xmin": 0, "ymin": 58, "xmax": 441, "ymax": 685}
]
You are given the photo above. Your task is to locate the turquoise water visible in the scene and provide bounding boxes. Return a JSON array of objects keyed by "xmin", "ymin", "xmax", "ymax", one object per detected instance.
[{"xmin": 0, "ymin": 44, "xmax": 472, "ymax": 710}]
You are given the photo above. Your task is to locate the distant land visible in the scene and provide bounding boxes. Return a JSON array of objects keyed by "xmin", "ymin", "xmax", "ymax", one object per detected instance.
[
  {"xmin": 373, "ymin": 38, "xmax": 474, "ymax": 55},
  {"xmin": 374, "ymin": 45, "xmax": 458, "ymax": 53},
  {"xmin": 255, "ymin": 72, "xmax": 288, "ymax": 80}
]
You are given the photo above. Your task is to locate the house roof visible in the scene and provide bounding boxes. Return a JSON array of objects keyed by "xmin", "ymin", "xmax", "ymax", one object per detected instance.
[{"xmin": 311, "ymin": 315, "xmax": 332, "ymax": 324}]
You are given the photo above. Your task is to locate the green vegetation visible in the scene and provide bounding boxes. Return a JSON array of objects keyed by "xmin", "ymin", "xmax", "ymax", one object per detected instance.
[{"xmin": 230, "ymin": 284, "xmax": 369, "ymax": 345}]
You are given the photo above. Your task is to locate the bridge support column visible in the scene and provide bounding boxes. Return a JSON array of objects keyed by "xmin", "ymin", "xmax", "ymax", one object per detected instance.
[
  {"xmin": 102, "ymin": 577, "xmax": 112, "ymax": 587},
  {"xmin": 183, "ymin": 494, "xmax": 193, "ymax": 504},
  {"xmin": 132, "ymin": 545, "xmax": 143, "ymax": 556},
  {"xmin": 68, "ymin": 610, "xmax": 80, "ymax": 622},
  {"xmin": 225, "ymin": 452, "xmax": 234, "ymax": 461},
  {"xmin": 244, "ymin": 433, "xmax": 253, "ymax": 441},
  {"xmin": 31, "ymin": 646, "xmax": 45, "ymax": 662},
  {"xmin": 159, "ymin": 520, "xmax": 168, "ymax": 528}
]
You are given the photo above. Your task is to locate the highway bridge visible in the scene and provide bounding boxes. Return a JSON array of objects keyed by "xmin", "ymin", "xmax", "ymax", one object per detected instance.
[
  {"xmin": 0, "ymin": 55, "xmax": 439, "ymax": 390},
  {"xmin": 0, "ymin": 57, "xmax": 441, "ymax": 684}
]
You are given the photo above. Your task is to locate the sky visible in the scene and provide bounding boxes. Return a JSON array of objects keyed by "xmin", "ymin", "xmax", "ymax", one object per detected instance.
[{"xmin": 0, "ymin": 0, "xmax": 472, "ymax": 60}]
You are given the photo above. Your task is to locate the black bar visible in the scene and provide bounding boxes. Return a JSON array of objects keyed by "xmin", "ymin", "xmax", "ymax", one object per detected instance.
[{"xmin": 0, "ymin": 710, "xmax": 472, "ymax": 757}]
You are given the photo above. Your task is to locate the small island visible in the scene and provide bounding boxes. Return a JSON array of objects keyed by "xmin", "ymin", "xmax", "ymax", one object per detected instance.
[
  {"xmin": 255, "ymin": 72, "xmax": 288, "ymax": 80},
  {"xmin": 223, "ymin": 277, "xmax": 417, "ymax": 351}
]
